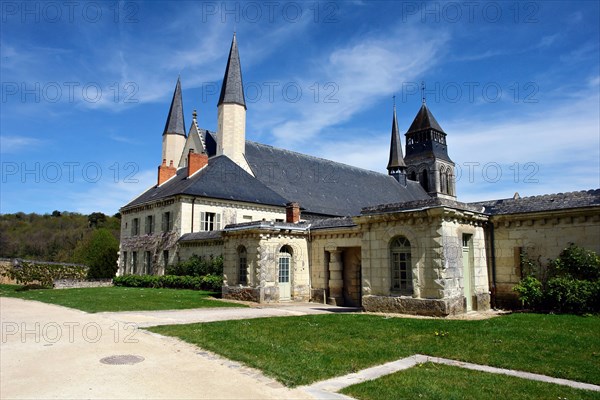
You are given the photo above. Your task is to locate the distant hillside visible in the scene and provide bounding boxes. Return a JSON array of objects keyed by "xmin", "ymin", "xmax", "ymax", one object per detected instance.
[{"xmin": 0, "ymin": 211, "xmax": 120, "ymax": 263}]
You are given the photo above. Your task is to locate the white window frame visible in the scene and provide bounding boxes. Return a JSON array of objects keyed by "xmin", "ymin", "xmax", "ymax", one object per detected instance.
[{"xmin": 390, "ymin": 237, "xmax": 412, "ymax": 295}]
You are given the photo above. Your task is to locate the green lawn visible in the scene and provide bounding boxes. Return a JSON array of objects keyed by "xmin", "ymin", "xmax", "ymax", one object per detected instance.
[
  {"xmin": 341, "ymin": 362, "xmax": 600, "ymax": 400},
  {"xmin": 0, "ymin": 284, "xmax": 245, "ymax": 313},
  {"xmin": 148, "ymin": 313, "xmax": 600, "ymax": 387}
]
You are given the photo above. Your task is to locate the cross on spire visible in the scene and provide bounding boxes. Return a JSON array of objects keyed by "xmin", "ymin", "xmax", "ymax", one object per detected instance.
[{"xmin": 421, "ymin": 81, "xmax": 426, "ymax": 105}]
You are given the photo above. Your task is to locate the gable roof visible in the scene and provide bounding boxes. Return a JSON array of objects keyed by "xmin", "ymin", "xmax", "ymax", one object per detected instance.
[
  {"xmin": 123, "ymin": 155, "xmax": 289, "ymax": 209},
  {"xmin": 470, "ymin": 189, "xmax": 600, "ymax": 215},
  {"xmin": 243, "ymin": 140, "xmax": 429, "ymax": 217}
]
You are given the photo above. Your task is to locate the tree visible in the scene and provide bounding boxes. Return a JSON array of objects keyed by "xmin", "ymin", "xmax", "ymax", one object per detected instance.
[
  {"xmin": 88, "ymin": 212, "xmax": 107, "ymax": 228},
  {"xmin": 74, "ymin": 228, "xmax": 119, "ymax": 279}
]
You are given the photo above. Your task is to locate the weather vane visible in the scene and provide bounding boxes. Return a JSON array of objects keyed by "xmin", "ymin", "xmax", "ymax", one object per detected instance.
[{"xmin": 421, "ymin": 81, "xmax": 426, "ymax": 104}]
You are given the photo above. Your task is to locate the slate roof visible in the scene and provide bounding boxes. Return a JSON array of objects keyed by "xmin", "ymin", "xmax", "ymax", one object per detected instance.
[
  {"xmin": 179, "ymin": 231, "xmax": 222, "ymax": 242},
  {"xmin": 387, "ymin": 105, "xmax": 406, "ymax": 171},
  {"xmin": 362, "ymin": 197, "xmax": 483, "ymax": 215},
  {"xmin": 218, "ymin": 34, "xmax": 246, "ymax": 109},
  {"xmin": 470, "ymin": 189, "xmax": 600, "ymax": 216},
  {"xmin": 407, "ymin": 103, "xmax": 445, "ymax": 134},
  {"xmin": 223, "ymin": 220, "xmax": 310, "ymax": 231},
  {"xmin": 123, "ymin": 155, "xmax": 289, "ymax": 209},
  {"xmin": 243, "ymin": 140, "xmax": 430, "ymax": 217},
  {"xmin": 163, "ymin": 78, "xmax": 186, "ymax": 136},
  {"xmin": 310, "ymin": 217, "xmax": 357, "ymax": 230}
]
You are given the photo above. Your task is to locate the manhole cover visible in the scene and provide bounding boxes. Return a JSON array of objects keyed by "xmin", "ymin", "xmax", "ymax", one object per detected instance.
[{"xmin": 100, "ymin": 355, "xmax": 145, "ymax": 365}]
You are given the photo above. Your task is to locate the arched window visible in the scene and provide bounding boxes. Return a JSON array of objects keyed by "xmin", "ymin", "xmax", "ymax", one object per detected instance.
[
  {"xmin": 446, "ymin": 171, "xmax": 453, "ymax": 196},
  {"xmin": 238, "ymin": 246, "xmax": 247, "ymax": 284},
  {"xmin": 410, "ymin": 171, "xmax": 417, "ymax": 181},
  {"xmin": 440, "ymin": 168, "xmax": 447, "ymax": 194},
  {"xmin": 420, "ymin": 169, "xmax": 429, "ymax": 191},
  {"xmin": 390, "ymin": 237, "xmax": 412, "ymax": 295},
  {"xmin": 278, "ymin": 245, "xmax": 292, "ymax": 284}
]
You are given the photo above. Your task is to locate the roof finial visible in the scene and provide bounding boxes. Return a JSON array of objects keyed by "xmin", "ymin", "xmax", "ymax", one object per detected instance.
[
  {"xmin": 392, "ymin": 94, "xmax": 396, "ymax": 110},
  {"xmin": 192, "ymin": 109, "xmax": 197, "ymax": 121},
  {"xmin": 421, "ymin": 81, "xmax": 426, "ymax": 105}
]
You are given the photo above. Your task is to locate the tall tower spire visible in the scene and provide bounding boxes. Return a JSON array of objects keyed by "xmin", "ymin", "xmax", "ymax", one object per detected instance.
[
  {"xmin": 161, "ymin": 77, "xmax": 187, "ymax": 173},
  {"xmin": 217, "ymin": 34, "xmax": 251, "ymax": 173},
  {"xmin": 404, "ymin": 103, "xmax": 456, "ymax": 199},
  {"xmin": 387, "ymin": 98, "xmax": 407, "ymax": 184},
  {"xmin": 218, "ymin": 33, "xmax": 246, "ymax": 109}
]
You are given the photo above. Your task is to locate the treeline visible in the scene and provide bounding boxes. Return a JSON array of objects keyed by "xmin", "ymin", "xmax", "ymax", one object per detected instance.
[{"xmin": 0, "ymin": 211, "xmax": 121, "ymax": 264}]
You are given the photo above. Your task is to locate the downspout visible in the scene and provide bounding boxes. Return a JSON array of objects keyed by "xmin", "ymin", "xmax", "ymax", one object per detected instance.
[
  {"xmin": 191, "ymin": 198, "xmax": 196, "ymax": 233},
  {"xmin": 489, "ymin": 222, "xmax": 497, "ymax": 309}
]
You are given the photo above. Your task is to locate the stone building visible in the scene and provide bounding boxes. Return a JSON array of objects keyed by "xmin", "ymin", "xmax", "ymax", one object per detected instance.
[{"xmin": 119, "ymin": 34, "xmax": 600, "ymax": 316}]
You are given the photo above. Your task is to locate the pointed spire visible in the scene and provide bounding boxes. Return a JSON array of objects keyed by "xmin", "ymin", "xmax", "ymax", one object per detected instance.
[
  {"xmin": 387, "ymin": 99, "xmax": 406, "ymax": 173},
  {"xmin": 218, "ymin": 33, "xmax": 246, "ymax": 109},
  {"xmin": 163, "ymin": 77, "xmax": 186, "ymax": 136}
]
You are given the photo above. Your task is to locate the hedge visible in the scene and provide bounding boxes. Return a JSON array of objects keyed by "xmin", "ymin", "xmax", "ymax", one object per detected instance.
[{"xmin": 113, "ymin": 274, "xmax": 223, "ymax": 292}]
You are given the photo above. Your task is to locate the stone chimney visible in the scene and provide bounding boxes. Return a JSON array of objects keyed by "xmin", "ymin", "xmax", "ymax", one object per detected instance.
[
  {"xmin": 187, "ymin": 149, "xmax": 208, "ymax": 178},
  {"xmin": 285, "ymin": 202, "xmax": 300, "ymax": 224},
  {"xmin": 158, "ymin": 159, "xmax": 176, "ymax": 186}
]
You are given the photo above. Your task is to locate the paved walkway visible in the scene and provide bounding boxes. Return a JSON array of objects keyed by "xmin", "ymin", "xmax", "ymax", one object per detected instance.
[
  {"xmin": 98, "ymin": 303, "xmax": 358, "ymax": 327},
  {"xmin": 0, "ymin": 297, "xmax": 314, "ymax": 399},
  {"xmin": 301, "ymin": 354, "xmax": 600, "ymax": 399}
]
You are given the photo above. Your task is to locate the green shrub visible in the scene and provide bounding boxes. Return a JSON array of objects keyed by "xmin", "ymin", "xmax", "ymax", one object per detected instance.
[
  {"xmin": 545, "ymin": 277, "xmax": 600, "ymax": 314},
  {"xmin": 548, "ymin": 244, "xmax": 600, "ymax": 281},
  {"xmin": 113, "ymin": 274, "xmax": 223, "ymax": 292},
  {"xmin": 166, "ymin": 255, "xmax": 223, "ymax": 277},
  {"xmin": 512, "ymin": 276, "xmax": 543, "ymax": 308},
  {"xmin": 1, "ymin": 261, "xmax": 87, "ymax": 288},
  {"xmin": 513, "ymin": 244, "xmax": 600, "ymax": 314}
]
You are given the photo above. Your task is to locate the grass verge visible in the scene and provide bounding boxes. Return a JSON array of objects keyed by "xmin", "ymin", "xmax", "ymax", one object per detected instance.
[
  {"xmin": 340, "ymin": 362, "xmax": 600, "ymax": 400},
  {"xmin": 0, "ymin": 284, "xmax": 245, "ymax": 313},
  {"xmin": 148, "ymin": 313, "xmax": 600, "ymax": 387}
]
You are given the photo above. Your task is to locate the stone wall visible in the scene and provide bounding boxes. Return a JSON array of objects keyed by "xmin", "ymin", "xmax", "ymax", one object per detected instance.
[
  {"xmin": 362, "ymin": 294, "xmax": 465, "ymax": 317},
  {"xmin": 0, "ymin": 260, "xmax": 16, "ymax": 284},
  {"xmin": 53, "ymin": 279, "xmax": 113, "ymax": 289},
  {"xmin": 491, "ymin": 208, "xmax": 600, "ymax": 308}
]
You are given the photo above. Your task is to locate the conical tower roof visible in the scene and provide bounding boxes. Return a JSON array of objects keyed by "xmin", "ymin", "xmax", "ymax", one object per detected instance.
[
  {"xmin": 163, "ymin": 77, "xmax": 186, "ymax": 136},
  {"xmin": 218, "ymin": 34, "xmax": 246, "ymax": 109},
  {"xmin": 387, "ymin": 104, "xmax": 406, "ymax": 171}
]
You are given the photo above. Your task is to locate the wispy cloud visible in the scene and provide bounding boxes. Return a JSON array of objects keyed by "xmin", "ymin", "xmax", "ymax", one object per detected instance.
[{"xmin": 0, "ymin": 136, "xmax": 44, "ymax": 153}]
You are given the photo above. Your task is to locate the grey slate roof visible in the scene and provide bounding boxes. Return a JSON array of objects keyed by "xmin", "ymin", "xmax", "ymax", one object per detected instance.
[
  {"xmin": 470, "ymin": 189, "xmax": 600, "ymax": 215},
  {"xmin": 310, "ymin": 217, "xmax": 357, "ymax": 230},
  {"xmin": 243, "ymin": 140, "xmax": 430, "ymax": 217},
  {"xmin": 387, "ymin": 105, "xmax": 406, "ymax": 171},
  {"xmin": 218, "ymin": 34, "xmax": 246, "ymax": 109},
  {"xmin": 407, "ymin": 103, "xmax": 445, "ymax": 134},
  {"xmin": 163, "ymin": 78, "xmax": 186, "ymax": 136},
  {"xmin": 362, "ymin": 197, "xmax": 483, "ymax": 215},
  {"xmin": 123, "ymin": 155, "xmax": 289, "ymax": 209},
  {"xmin": 179, "ymin": 231, "xmax": 222, "ymax": 242}
]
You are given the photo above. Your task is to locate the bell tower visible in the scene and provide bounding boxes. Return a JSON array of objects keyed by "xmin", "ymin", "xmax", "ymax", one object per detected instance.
[{"xmin": 404, "ymin": 87, "xmax": 456, "ymax": 199}]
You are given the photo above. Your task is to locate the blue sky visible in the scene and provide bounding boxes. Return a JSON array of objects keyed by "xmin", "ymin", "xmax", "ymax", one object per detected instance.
[{"xmin": 1, "ymin": 0, "xmax": 599, "ymax": 215}]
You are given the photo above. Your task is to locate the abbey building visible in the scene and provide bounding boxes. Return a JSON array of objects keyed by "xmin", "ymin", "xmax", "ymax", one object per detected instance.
[{"xmin": 119, "ymin": 35, "xmax": 600, "ymax": 316}]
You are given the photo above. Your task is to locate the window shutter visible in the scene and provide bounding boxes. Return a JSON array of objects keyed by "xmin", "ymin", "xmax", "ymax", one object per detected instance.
[
  {"xmin": 200, "ymin": 212, "xmax": 205, "ymax": 231},
  {"xmin": 216, "ymin": 213, "xmax": 221, "ymax": 230}
]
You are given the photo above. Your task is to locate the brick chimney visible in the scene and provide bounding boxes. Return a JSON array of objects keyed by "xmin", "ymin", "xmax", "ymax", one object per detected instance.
[
  {"xmin": 187, "ymin": 149, "xmax": 208, "ymax": 178},
  {"xmin": 285, "ymin": 202, "xmax": 300, "ymax": 224},
  {"xmin": 157, "ymin": 159, "xmax": 176, "ymax": 186}
]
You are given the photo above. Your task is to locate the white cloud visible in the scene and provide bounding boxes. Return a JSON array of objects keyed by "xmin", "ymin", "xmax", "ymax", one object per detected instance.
[{"xmin": 0, "ymin": 136, "xmax": 44, "ymax": 153}]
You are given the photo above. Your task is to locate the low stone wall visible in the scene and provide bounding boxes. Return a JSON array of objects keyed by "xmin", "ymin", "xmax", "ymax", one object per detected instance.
[
  {"xmin": 362, "ymin": 295, "xmax": 466, "ymax": 317},
  {"xmin": 53, "ymin": 279, "xmax": 113, "ymax": 289},
  {"xmin": 222, "ymin": 286, "xmax": 260, "ymax": 302}
]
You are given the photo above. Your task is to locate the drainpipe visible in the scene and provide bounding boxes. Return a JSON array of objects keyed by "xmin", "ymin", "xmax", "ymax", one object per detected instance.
[
  {"xmin": 489, "ymin": 222, "xmax": 497, "ymax": 309},
  {"xmin": 190, "ymin": 198, "xmax": 196, "ymax": 233}
]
